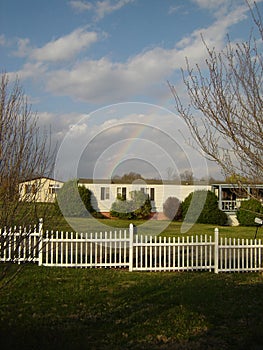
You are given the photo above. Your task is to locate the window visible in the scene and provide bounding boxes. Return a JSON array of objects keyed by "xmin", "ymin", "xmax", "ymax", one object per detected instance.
[
  {"xmin": 25, "ymin": 184, "xmax": 36, "ymax": 194},
  {"xmin": 49, "ymin": 184, "xmax": 60, "ymax": 195},
  {"xmin": 143, "ymin": 187, "xmax": 155, "ymax": 201},
  {"xmin": 101, "ymin": 187, "xmax": 110, "ymax": 200},
  {"xmin": 117, "ymin": 187, "xmax": 126, "ymax": 200},
  {"xmin": 150, "ymin": 188, "xmax": 155, "ymax": 201}
]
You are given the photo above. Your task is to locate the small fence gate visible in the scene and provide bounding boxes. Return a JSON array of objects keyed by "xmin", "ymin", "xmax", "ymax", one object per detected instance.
[{"xmin": 0, "ymin": 220, "xmax": 262, "ymax": 273}]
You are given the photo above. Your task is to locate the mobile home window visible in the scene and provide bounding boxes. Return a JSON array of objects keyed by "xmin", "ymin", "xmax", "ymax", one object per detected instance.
[
  {"xmin": 117, "ymin": 187, "xmax": 126, "ymax": 200},
  {"xmin": 48, "ymin": 184, "xmax": 60, "ymax": 194},
  {"xmin": 25, "ymin": 184, "xmax": 36, "ymax": 194},
  {"xmin": 150, "ymin": 188, "xmax": 155, "ymax": 201},
  {"xmin": 101, "ymin": 187, "xmax": 110, "ymax": 200}
]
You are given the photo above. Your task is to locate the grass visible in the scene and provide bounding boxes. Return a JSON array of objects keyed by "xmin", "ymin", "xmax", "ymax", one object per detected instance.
[
  {"xmin": 0, "ymin": 265, "xmax": 263, "ymax": 349},
  {"xmin": 45, "ymin": 216, "xmax": 263, "ymax": 241},
  {"xmin": 7, "ymin": 202, "xmax": 263, "ymax": 240},
  {"xmin": 2, "ymin": 208, "xmax": 263, "ymax": 348}
]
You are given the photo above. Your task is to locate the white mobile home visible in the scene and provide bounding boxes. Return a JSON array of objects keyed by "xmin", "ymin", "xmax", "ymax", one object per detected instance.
[{"xmin": 79, "ymin": 179, "xmax": 210, "ymax": 216}]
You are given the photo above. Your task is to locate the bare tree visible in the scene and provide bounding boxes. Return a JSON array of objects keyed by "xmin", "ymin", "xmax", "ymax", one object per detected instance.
[
  {"xmin": 0, "ymin": 73, "xmax": 55, "ymax": 227},
  {"xmin": 0, "ymin": 73, "xmax": 55, "ymax": 288},
  {"xmin": 0, "ymin": 73, "xmax": 56, "ymax": 288},
  {"xmin": 169, "ymin": 3, "xmax": 263, "ymax": 191},
  {"xmin": 180, "ymin": 170, "xmax": 194, "ymax": 185}
]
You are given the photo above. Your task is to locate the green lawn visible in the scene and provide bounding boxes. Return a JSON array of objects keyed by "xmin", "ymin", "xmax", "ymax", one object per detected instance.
[
  {"xmin": 8, "ymin": 202, "xmax": 263, "ymax": 240},
  {"xmin": 2, "ymin": 205, "xmax": 263, "ymax": 349},
  {"xmin": 0, "ymin": 265, "xmax": 263, "ymax": 349},
  {"xmin": 45, "ymin": 216, "xmax": 263, "ymax": 241}
]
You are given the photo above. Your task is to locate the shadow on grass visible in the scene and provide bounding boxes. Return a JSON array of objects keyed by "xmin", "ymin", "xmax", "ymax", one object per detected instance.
[{"xmin": 0, "ymin": 266, "xmax": 263, "ymax": 349}]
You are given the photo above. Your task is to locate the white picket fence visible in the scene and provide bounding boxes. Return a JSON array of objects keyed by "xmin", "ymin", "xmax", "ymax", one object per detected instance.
[
  {"xmin": 0, "ymin": 224, "xmax": 41, "ymax": 265},
  {"xmin": 0, "ymin": 221, "xmax": 262, "ymax": 273}
]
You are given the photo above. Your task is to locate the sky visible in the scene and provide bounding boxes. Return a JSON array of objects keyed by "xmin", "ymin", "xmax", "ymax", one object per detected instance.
[{"xmin": 1, "ymin": 0, "xmax": 262, "ymax": 182}]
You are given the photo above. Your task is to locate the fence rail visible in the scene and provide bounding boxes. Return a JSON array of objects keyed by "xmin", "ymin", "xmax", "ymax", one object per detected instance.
[
  {"xmin": 0, "ymin": 227, "xmax": 41, "ymax": 264},
  {"xmin": 42, "ymin": 230, "xmax": 130, "ymax": 268},
  {"xmin": 132, "ymin": 234, "xmax": 215, "ymax": 272},
  {"xmin": 0, "ymin": 221, "xmax": 262, "ymax": 273}
]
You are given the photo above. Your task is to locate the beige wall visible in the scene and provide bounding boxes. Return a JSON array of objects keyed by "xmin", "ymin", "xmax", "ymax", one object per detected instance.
[{"xmin": 19, "ymin": 178, "xmax": 64, "ymax": 203}]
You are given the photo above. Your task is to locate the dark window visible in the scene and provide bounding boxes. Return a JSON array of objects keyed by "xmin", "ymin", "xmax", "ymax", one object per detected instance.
[
  {"xmin": 117, "ymin": 187, "xmax": 126, "ymax": 200},
  {"xmin": 101, "ymin": 187, "xmax": 110, "ymax": 200},
  {"xmin": 25, "ymin": 184, "xmax": 36, "ymax": 194},
  {"xmin": 122, "ymin": 187, "xmax": 126, "ymax": 200},
  {"xmin": 150, "ymin": 188, "xmax": 155, "ymax": 201}
]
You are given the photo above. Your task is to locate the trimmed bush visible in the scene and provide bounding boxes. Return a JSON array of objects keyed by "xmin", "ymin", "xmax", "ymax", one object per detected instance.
[
  {"xmin": 110, "ymin": 190, "xmax": 152, "ymax": 219},
  {"xmin": 236, "ymin": 199, "xmax": 263, "ymax": 226},
  {"xmin": 55, "ymin": 180, "xmax": 94, "ymax": 217},
  {"xmin": 163, "ymin": 197, "xmax": 182, "ymax": 220},
  {"xmin": 181, "ymin": 190, "xmax": 228, "ymax": 225}
]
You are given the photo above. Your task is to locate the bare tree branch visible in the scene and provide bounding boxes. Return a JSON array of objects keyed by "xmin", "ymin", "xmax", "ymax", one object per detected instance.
[
  {"xmin": 169, "ymin": 2, "xmax": 263, "ymax": 189},
  {"xmin": 0, "ymin": 73, "xmax": 57, "ymax": 286},
  {"xmin": 0, "ymin": 73, "xmax": 56, "ymax": 227}
]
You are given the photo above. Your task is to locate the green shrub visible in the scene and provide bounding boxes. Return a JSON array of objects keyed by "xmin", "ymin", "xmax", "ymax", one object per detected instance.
[
  {"xmin": 55, "ymin": 180, "xmax": 94, "ymax": 217},
  {"xmin": 236, "ymin": 199, "xmax": 263, "ymax": 226},
  {"xmin": 163, "ymin": 197, "xmax": 182, "ymax": 220},
  {"xmin": 110, "ymin": 199, "xmax": 133, "ymax": 219},
  {"xmin": 181, "ymin": 190, "xmax": 228, "ymax": 225},
  {"xmin": 110, "ymin": 190, "xmax": 151, "ymax": 219}
]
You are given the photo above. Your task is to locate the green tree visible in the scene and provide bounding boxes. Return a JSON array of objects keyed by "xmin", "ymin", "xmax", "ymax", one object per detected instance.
[
  {"xmin": 182, "ymin": 190, "xmax": 228, "ymax": 225},
  {"xmin": 55, "ymin": 180, "xmax": 94, "ymax": 217},
  {"xmin": 237, "ymin": 199, "xmax": 263, "ymax": 226}
]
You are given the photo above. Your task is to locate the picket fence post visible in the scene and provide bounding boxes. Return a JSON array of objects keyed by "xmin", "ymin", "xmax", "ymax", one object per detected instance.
[
  {"xmin": 38, "ymin": 218, "xmax": 43, "ymax": 266},
  {"xmin": 129, "ymin": 223, "xmax": 134, "ymax": 272},
  {"xmin": 214, "ymin": 227, "xmax": 219, "ymax": 273}
]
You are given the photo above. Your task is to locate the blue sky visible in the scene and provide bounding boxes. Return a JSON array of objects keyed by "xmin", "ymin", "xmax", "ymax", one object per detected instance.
[{"xmin": 1, "ymin": 0, "xmax": 262, "ymax": 181}]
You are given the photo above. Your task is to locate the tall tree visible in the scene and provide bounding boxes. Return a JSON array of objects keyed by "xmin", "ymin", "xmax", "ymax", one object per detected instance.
[
  {"xmin": 0, "ymin": 73, "xmax": 54, "ymax": 227},
  {"xmin": 169, "ymin": 3, "xmax": 263, "ymax": 192},
  {"xmin": 0, "ymin": 73, "xmax": 55, "ymax": 288}
]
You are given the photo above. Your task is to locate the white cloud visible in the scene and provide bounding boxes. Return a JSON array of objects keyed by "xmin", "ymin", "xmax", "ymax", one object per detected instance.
[
  {"xmin": 7, "ymin": 61, "xmax": 46, "ymax": 81},
  {"xmin": 10, "ymin": 1, "xmax": 252, "ymax": 106},
  {"xmin": 94, "ymin": 0, "xmax": 134, "ymax": 20},
  {"xmin": 31, "ymin": 28, "xmax": 98, "ymax": 62},
  {"xmin": 38, "ymin": 111, "xmax": 86, "ymax": 130},
  {"xmin": 45, "ymin": 49, "xmax": 178, "ymax": 103},
  {"xmin": 69, "ymin": 0, "xmax": 93, "ymax": 12},
  {"xmin": 41, "ymin": 2, "xmax": 251, "ymax": 104},
  {"xmin": 176, "ymin": 3, "xmax": 248, "ymax": 60},
  {"xmin": 192, "ymin": 0, "xmax": 242, "ymax": 20},
  {"xmin": 192, "ymin": 0, "xmax": 229, "ymax": 10},
  {"xmin": 69, "ymin": 0, "xmax": 134, "ymax": 20},
  {"xmin": 43, "ymin": 24, "xmax": 218, "ymax": 103},
  {"xmin": 192, "ymin": 0, "xmax": 263, "ymax": 17}
]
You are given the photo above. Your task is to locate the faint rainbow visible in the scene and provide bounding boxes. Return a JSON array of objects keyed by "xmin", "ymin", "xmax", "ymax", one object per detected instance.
[{"xmin": 103, "ymin": 123, "xmax": 148, "ymax": 179}]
